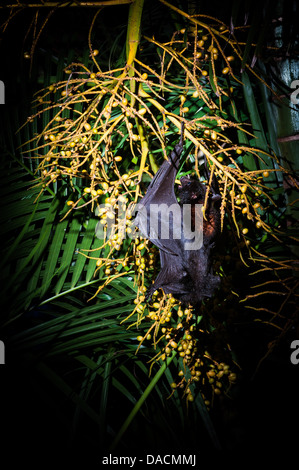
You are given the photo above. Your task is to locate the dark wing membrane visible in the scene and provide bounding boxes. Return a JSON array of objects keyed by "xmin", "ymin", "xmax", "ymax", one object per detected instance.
[{"xmin": 134, "ymin": 129, "xmax": 184, "ymax": 255}]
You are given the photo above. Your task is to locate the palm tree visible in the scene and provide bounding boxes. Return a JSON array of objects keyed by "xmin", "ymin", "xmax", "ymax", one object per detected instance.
[{"xmin": 0, "ymin": 0, "xmax": 298, "ymax": 462}]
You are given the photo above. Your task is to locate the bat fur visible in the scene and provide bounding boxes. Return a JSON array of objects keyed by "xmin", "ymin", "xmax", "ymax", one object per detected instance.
[{"xmin": 134, "ymin": 124, "xmax": 221, "ymax": 306}]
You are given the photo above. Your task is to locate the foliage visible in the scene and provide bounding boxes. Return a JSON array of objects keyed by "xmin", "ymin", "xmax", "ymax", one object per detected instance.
[{"xmin": 1, "ymin": 0, "xmax": 298, "ymax": 455}]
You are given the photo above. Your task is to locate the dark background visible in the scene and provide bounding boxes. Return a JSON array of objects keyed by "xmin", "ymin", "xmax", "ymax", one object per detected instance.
[{"xmin": 0, "ymin": 0, "xmax": 298, "ymax": 465}]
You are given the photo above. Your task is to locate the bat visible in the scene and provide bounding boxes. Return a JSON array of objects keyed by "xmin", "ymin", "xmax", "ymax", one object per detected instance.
[{"xmin": 134, "ymin": 124, "xmax": 221, "ymax": 306}]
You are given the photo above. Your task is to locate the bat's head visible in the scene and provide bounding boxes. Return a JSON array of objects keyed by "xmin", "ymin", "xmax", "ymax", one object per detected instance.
[{"xmin": 178, "ymin": 176, "xmax": 206, "ymax": 204}]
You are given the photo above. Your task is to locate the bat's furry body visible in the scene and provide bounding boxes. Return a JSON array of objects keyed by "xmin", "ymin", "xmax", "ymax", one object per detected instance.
[{"xmin": 134, "ymin": 127, "xmax": 220, "ymax": 306}]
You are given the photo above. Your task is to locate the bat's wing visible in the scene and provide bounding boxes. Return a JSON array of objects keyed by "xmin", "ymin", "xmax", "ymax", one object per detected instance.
[
  {"xmin": 138, "ymin": 131, "xmax": 183, "ymax": 208},
  {"xmin": 135, "ymin": 127, "xmax": 184, "ymax": 255},
  {"xmin": 146, "ymin": 250, "xmax": 190, "ymax": 299}
]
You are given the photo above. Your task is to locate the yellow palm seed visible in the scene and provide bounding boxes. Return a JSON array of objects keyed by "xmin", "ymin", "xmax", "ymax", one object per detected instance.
[
  {"xmin": 101, "ymin": 182, "xmax": 109, "ymax": 190},
  {"xmin": 202, "ymin": 70, "xmax": 208, "ymax": 76},
  {"xmin": 242, "ymin": 228, "xmax": 248, "ymax": 235},
  {"xmin": 222, "ymin": 67, "xmax": 230, "ymax": 74},
  {"xmin": 240, "ymin": 185, "xmax": 247, "ymax": 193}
]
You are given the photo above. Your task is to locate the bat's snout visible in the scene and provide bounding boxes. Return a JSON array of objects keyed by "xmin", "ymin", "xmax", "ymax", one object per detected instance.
[{"xmin": 179, "ymin": 175, "xmax": 191, "ymax": 188}]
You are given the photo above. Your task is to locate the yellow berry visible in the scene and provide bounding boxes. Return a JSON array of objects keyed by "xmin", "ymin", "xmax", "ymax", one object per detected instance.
[
  {"xmin": 101, "ymin": 182, "xmax": 109, "ymax": 190},
  {"xmin": 227, "ymin": 56, "xmax": 234, "ymax": 62},
  {"xmin": 256, "ymin": 221, "xmax": 262, "ymax": 228},
  {"xmin": 182, "ymin": 106, "xmax": 189, "ymax": 113},
  {"xmin": 242, "ymin": 228, "xmax": 249, "ymax": 235},
  {"xmin": 240, "ymin": 185, "xmax": 247, "ymax": 193},
  {"xmin": 92, "ymin": 49, "xmax": 99, "ymax": 56},
  {"xmin": 202, "ymin": 70, "xmax": 208, "ymax": 76},
  {"xmin": 263, "ymin": 171, "xmax": 269, "ymax": 178},
  {"xmin": 222, "ymin": 67, "xmax": 230, "ymax": 74}
]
